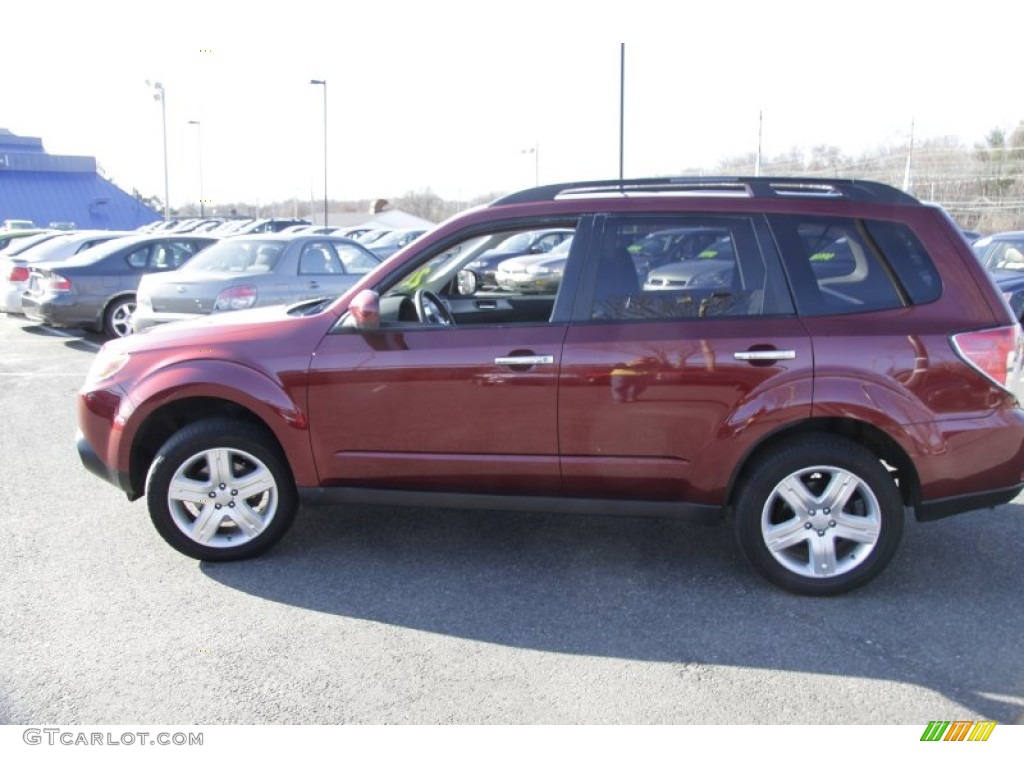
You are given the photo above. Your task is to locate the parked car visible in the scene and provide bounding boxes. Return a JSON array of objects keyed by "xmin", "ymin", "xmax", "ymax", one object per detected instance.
[
  {"xmin": 356, "ymin": 229, "xmax": 392, "ymax": 245},
  {"xmin": 628, "ymin": 227, "xmax": 727, "ymax": 277},
  {"xmin": 230, "ymin": 218, "xmax": 311, "ymax": 235},
  {"xmin": 77, "ymin": 177, "xmax": 1024, "ymax": 596},
  {"xmin": 465, "ymin": 228, "xmax": 574, "ymax": 288},
  {"xmin": 131, "ymin": 234, "xmax": 382, "ymax": 332},
  {"xmin": 0, "ymin": 229, "xmax": 49, "ymax": 251},
  {"xmin": 366, "ymin": 228, "xmax": 427, "ymax": 259},
  {"xmin": 3, "ymin": 230, "xmax": 66, "ymax": 257},
  {"xmin": 973, "ymin": 231, "xmax": 1024, "ymax": 320},
  {"xmin": 207, "ymin": 220, "xmax": 255, "ymax": 235},
  {"xmin": 2, "ymin": 219, "xmax": 36, "ymax": 230},
  {"xmin": 2, "ymin": 230, "xmax": 131, "ymax": 314},
  {"xmin": 494, "ymin": 236, "xmax": 573, "ymax": 293},
  {"xmin": 22, "ymin": 234, "xmax": 218, "ymax": 338},
  {"xmin": 338, "ymin": 227, "xmax": 375, "ymax": 240},
  {"xmin": 643, "ymin": 231, "xmax": 736, "ymax": 290}
]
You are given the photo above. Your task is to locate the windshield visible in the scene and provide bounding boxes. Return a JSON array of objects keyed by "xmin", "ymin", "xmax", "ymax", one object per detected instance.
[{"xmin": 180, "ymin": 240, "xmax": 284, "ymax": 272}]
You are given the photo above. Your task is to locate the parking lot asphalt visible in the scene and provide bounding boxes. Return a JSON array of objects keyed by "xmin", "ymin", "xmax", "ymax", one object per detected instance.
[{"xmin": 1, "ymin": 314, "xmax": 1023, "ymax": 725}]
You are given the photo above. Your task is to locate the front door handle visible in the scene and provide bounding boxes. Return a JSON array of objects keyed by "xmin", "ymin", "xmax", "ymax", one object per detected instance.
[{"xmin": 494, "ymin": 355, "xmax": 555, "ymax": 366}]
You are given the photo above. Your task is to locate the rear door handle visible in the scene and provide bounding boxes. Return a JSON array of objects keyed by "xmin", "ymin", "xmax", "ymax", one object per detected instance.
[{"xmin": 733, "ymin": 350, "xmax": 796, "ymax": 361}]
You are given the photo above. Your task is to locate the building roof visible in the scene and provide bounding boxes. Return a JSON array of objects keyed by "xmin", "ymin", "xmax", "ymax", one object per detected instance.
[{"xmin": 0, "ymin": 128, "xmax": 160, "ymax": 230}]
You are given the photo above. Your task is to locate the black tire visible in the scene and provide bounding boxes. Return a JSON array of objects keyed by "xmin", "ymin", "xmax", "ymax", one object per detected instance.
[
  {"xmin": 103, "ymin": 295, "xmax": 136, "ymax": 339},
  {"xmin": 734, "ymin": 435, "xmax": 905, "ymax": 596},
  {"xmin": 145, "ymin": 419, "xmax": 298, "ymax": 561}
]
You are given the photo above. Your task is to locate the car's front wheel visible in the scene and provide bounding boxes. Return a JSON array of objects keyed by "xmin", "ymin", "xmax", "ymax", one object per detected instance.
[
  {"xmin": 734, "ymin": 435, "xmax": 905, "ymax": 596},
  {"xmin": 145, "ymin": 419, "xmax": 298, "ymax": 561}
]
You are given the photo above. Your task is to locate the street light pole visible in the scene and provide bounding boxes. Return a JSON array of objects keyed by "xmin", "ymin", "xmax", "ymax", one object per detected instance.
[
  {"xmin": 521, "ymin": 143, "xmax": 540, "ymax": 186},
  {"xmin": 309, "ymin": 79, "xmax": 328, "ymax": 226},
  {"xmin": 147, "ymin": 80, "xmax": 170, "ymax": 221},
  {"xmin": 188, "ymin": 120, "xmax": 205, "ymax": 218},
  {"xmin": 619, "ymin": 44, "xmax": 625, "ymax": 182}
]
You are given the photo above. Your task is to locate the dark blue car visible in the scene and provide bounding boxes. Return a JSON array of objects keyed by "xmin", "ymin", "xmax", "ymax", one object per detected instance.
[{"xmin": 973, "ymin": 231, "xmax": 1024, "ymax": 320}]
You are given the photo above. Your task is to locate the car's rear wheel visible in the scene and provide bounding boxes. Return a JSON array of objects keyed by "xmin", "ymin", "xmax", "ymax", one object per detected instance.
[
  {"xmin": 734, "ymin": 436, "xmax": 904, "ymax": 596},
  {"xmin": 145, "ymin": 419, "xmax": 297, "ymax": 561},
  {"xmin": 103, "ymin": 295, "xmax": 136, "ymax": 339}
]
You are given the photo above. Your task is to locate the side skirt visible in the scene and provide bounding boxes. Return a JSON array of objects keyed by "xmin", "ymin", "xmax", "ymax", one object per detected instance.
[{"xmin": 298, "ymin": 486, "xmax": 723, "ymax": 525}]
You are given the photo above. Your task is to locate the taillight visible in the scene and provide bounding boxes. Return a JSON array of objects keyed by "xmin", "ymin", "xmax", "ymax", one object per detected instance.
[
  {"xmin": 7, "ymin": 265, "xmax": 29, "ymax": 283},
  {"xmin": 214, "ymin": 285, "xmax": 257, "ymax": 311},
  {"xmin": 48, "ymin": 272, "xmax": 72, "ymax": 291},
  {"xmin": 951, "ymin": 325, "xmax": 1023, "ymax": 390}
]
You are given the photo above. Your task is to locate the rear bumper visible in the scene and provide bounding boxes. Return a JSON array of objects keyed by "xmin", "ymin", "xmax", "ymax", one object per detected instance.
[
  {"xmin": 1, "ymin": 282, "xmax": 25, "ymax": 313},
  {"xmin": 132, "ymin": 307, "xmax": 204, "ymax": 333},
  {"xmin": 22, "ymin": 292, "xmax": 99, "ymax": 330}
]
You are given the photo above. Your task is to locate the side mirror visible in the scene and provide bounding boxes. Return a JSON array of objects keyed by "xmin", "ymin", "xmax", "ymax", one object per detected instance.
[
  {"xmin": 348, "ymin": 289, "xmax": 380, "ymax": 330},
  {"xmin": 456, "ymin": 269, "xmax": 478, "ymax": 296}
]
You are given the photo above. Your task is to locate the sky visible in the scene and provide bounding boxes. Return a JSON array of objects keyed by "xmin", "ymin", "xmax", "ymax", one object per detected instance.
[{"xmin": 3, "ymin": 0, "xmax": 1021, "ymax": 212}]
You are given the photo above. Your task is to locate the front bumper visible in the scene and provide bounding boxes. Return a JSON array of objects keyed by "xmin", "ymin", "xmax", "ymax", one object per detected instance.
[{"xmin": 76, "ymin": 429, "xmax": 134, "ymax": 497}]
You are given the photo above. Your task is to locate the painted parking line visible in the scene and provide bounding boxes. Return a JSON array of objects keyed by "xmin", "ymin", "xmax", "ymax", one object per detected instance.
[{"xmin": 31, "ymin": 324, "xmax": 103, "ymax": 350}]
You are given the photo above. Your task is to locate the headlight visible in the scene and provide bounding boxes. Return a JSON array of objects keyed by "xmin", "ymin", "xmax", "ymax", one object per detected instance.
[{"xmin": 84, "ymin": 350, "xmax": 131, "ymax": 387}]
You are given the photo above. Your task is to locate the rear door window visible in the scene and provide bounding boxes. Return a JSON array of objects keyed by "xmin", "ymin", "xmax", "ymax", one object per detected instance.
[{"xmin": 576, "ymin": 215, "xmax": 792, "ymax": 321}]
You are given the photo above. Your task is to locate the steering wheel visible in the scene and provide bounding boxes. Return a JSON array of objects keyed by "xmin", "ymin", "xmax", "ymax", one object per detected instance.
[{"xmin": 413, "ymin": 289, "xmax": 455, "ymax": 326}]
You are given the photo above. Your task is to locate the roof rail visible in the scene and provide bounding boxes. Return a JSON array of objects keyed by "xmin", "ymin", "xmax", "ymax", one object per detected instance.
[{"xmin": 492, "ymin": 177, "xmax": 919, "ymax": 206}]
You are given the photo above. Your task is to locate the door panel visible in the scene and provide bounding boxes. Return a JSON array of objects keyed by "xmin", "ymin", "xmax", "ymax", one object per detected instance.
[
  {"xmin": 307, "ymin": 324, "xmax": 567, "ymax": 495},
  {"xmin": 558, "ymin": 318, "xmax": 813, "ymax": 504}
]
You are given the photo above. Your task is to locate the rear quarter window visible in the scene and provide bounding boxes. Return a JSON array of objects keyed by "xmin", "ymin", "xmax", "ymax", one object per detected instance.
[{"xmin": 770, "ymin": 215, "xmax": 940, "ymax": 315}]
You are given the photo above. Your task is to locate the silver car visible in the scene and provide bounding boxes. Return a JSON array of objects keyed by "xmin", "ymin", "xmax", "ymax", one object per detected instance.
[
  {"xmin": 132, "ymin": 234, "xmax": 381, "ymax": 332},
  {"xmin": 643, "ymin": 234, "xmax": 735, "ymax": 290},
  {"xmin": 494, "ymin": 236, "xmax": 573, "ymax": 293}
]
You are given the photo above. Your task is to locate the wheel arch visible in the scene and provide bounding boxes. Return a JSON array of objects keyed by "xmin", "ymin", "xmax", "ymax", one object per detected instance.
[
  {"xmin": 725, "ymin": 417, "xmax": 920, "ymax": 513},
  {"xmin": 99, "ymin": 291, "xmax": 137, "ymax": 335},
  {"xmin": 127, "ymin": 396, "xmax": 293, "ymax": 500}
]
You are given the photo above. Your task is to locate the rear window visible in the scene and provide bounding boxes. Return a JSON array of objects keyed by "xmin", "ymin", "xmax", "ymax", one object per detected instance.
[
  {"xmin": 182, "ymin": 240, "xmax": 284, "ymax": 273},
  {"xmin": 770, "ymin": 215, "xmax": 940, "ymax": 315}
]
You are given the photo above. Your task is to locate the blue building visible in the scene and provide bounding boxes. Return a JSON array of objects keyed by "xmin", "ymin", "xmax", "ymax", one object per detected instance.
[{"xmin": 0, "ymin": 128, "xmax": 160, "ymax": 230}]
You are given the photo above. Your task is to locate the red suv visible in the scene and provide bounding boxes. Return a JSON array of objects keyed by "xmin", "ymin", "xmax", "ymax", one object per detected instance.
[{"xmin": 77, "ymin": 178, "xmax": 1024, "ymax": 595}]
